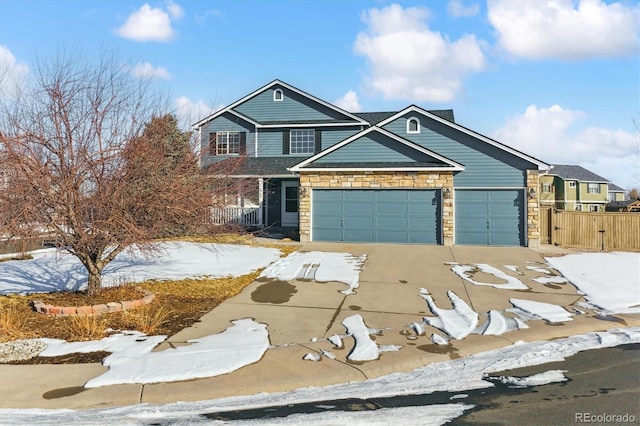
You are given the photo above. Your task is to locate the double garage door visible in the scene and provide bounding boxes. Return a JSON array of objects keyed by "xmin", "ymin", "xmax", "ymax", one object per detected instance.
[
  {"xmin": 311, "ymin": 188, "xmax": 525, "ymax": 246},
  {"xmin": 455, "ymin": 189, "xmax": 524, "ymax": 246},
  {"xmin": 312, "ymin": 189, "xmax": 441, "ymax": 244}
]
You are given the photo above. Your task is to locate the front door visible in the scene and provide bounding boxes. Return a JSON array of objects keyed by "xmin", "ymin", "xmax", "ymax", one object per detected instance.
[{"xmin": 281, "ymin": 181, "xmax": 299, "ymax": 227}]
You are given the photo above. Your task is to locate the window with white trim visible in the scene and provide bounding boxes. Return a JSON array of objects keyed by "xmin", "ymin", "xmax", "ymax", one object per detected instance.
[
  {"xmin": 407, "ymin": 117, "xmax": 420, "ymax": 134},
  {"xmin": 211, "ymin": 131, "xmax": 241, "ymax": 155},
  {"xmin": 589, "ymin": 205, "xmax": 599, "ymax": 212},
  {"xmin": 568, "ymin": 181, "xmax": 576, "ymax": 188},
  {"xmin": 290, "ymin": 129, "xmax": 315, "ymax": 154},
  {"xmin": 273, "ymin": 89, "xmax": 283, "ymax": 102},
  {"xmin": 542, "ymin": 183, "xmax": 553, "ymax": 193},
  {"xmin": 574, "ymin": 204, "xmax": 582, "ymax": 211},
  {"xmin": 587, "ymin": 183, "xmax": 601, "ymax": 194}
]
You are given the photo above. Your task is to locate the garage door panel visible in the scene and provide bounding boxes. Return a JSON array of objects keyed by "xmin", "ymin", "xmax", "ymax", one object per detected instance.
[
  {"xmin": 378, "ymin": 216, "xmax": 408, "ymax": 228},
  {"xmin": 312, "ymin": 189, "xmax": 441, "ymax": 244},
  {"xmin": 377, "ymin": 191, "xmax": 408, "ymax": 201},
  {"xmin": 456, "ymin": 190, "xmax": 524, "ymax": 246},
  {"xmin": 344, "ymin": 191, "xmax": 374, "ymax": 201},
  {"xmin": 378, "ymin": 203, "xmax": 407, "ymax": 214},
  {"xmin": 343, "ymin": 216, "xmax": 374, "ymax": 227},
  {"xmin": 344, "ymin": 229, "xmax": 375, "ymax": 242}
]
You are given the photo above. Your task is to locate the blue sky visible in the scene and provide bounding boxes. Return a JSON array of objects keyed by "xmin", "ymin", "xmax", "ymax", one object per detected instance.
[{"xmin": 1, "ymin": 0, "xmax": 638, "ymax": 190}]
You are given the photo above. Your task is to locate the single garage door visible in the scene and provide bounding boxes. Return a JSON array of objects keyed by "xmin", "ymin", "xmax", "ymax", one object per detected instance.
[
  {"xmin": 455, "ymin": 189, "xmax": 524, "ymax": 246},
  {"xmin": 312, "ymin": 189, "xmax": 441, "ymax": 243}
]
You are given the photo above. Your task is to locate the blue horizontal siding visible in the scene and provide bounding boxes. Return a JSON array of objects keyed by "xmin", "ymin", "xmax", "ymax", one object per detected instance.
[
  {"xmin": 257, "ymin": 127, "xmax": 362, "ymax": 157},
  {"xmin": 235, "ymin": 85, "xmax": 354, "ymax": 123},
  {"xmin": 315, "ymin": 131, "xmax": 431, "ymax": 163},
  {"xmin": 382, "ymin": 114, "xmax": 535, "ymax": 187},
  {"xmin": 200, "ymin": 112, "xmax": 255, "ymax": 168}
]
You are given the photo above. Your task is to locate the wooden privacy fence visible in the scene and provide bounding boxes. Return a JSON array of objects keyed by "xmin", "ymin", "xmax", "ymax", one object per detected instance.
[{"xmin": 540, "ymin": 207, "xmax": 640, "ymax": 251}]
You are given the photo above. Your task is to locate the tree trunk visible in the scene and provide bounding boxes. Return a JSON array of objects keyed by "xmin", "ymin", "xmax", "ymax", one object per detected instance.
[{"xmin": 86, "ymin": 263, "xmax": 103, "ymax": 296}]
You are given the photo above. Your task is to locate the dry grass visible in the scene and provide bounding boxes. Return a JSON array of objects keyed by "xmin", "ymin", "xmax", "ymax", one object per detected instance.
[
  {"xmin": 0, "ymin": 238, "xmax": 299, "ymax": 363},
  {"xmin": 58, "ymin": 314, "xmax": 110, "ymax": 341},
  {"xmin": 0, "ymin": 302, "xmax": 37, "ymax": 341},
  {"xmin": 122, "ymin": 304, "xmax": 172, "ymax": 335}
]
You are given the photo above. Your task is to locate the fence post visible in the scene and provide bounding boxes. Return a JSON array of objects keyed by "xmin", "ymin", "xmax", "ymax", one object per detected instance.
[{"xmin": 550, "ymin": 208, "xmax": 555, "ymax": 246}]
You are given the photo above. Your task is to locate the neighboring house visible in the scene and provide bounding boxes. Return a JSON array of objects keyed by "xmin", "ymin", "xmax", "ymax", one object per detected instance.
[
  {"xmin": 607, "ymin": 183, "xmax": 626, "ymax": 203},
  {"xmin": 539, "ymin": 164, "xmax": 619, "ymax": 212},
  {"xmin": 194, "ymin": 80, "xmax": 549, "ymax": 247}
]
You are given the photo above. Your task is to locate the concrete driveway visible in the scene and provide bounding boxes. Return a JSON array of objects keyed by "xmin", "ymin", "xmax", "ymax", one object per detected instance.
[{"xmin": 2, "ymin": 242, "xmax": 636, "ymax": 409}]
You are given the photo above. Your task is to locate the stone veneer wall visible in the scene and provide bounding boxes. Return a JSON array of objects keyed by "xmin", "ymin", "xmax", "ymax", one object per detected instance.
[
  {"xmin": 527, "ymin": 169, "xmax": 540, "ymax": 248},
  {"xmin": 298, "ymin": 171, "xmax": 454, "ymax": 244}
]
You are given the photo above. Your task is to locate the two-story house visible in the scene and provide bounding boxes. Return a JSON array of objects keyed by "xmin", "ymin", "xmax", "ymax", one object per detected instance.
[
  {"xmin": 539, "ymin": 164, "xmax": 620, "ymax": 212},
  {"xmin": 194, "ymin": 80, "xmax": 549, "ymax": 247}
]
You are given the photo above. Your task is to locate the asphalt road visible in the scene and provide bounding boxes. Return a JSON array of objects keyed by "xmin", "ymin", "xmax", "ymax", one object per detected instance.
[
  {"xmin": 199, "ymin": 343, "xmax": 639, "ymax": 425},
  {"xmin": 456, "ymin": 342, "xmax": 640, "ymax": 425}
]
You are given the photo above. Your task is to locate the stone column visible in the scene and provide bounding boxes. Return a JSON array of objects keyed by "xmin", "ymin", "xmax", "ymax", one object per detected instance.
[{"xmin": 526, "ymin": 169, "xmax": 540, "ymax": 248}]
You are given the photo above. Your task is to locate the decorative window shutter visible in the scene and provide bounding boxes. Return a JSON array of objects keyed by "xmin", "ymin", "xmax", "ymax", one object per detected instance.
[
  {"xmin": 282, "ymin": 130, "xmax": 290, "ymax": 154},
  {"xmin": 314, "ymin": 130, "xmax": 322, "ymax": 154},
  {"xmin": 239, "ymin": 132, "xmax": 247, "ymax": 155},
  {"xmin": 209, "ymin": 133, "xmax": 217, "ymax": 155}
]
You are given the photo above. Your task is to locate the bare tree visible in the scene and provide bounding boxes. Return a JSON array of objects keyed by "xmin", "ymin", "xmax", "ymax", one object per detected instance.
[{"xmin": 0, "ymin": 51, "xmax": 242, "ymax": 295}]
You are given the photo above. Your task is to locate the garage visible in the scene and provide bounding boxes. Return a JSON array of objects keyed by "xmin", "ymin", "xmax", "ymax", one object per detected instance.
[
  {"xmin": 455, "ymin": 189, "xmax": 524, "ymax": 246},
  {"xmin": 312, "ymin": 189, "xmax": 441, "ymax": 243}
]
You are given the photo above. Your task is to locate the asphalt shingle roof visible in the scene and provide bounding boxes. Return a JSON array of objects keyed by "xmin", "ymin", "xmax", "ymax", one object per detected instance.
[
  {"xmin": 205, "ymin": 157, "xmax": 306, "ymax": 177},
  {"xmin": 549, "ymin": 164, "xmax": 611, "ymax": 183}
]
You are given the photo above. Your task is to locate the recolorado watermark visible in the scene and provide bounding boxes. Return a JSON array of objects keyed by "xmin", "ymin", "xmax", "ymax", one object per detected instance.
[{"xmin": 575, "ymin": 412, "xmax": 637, "ymax": 423}]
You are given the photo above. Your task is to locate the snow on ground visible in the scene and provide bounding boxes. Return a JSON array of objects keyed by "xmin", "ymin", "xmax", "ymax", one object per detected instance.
[
  {"xmin": 484, "ymin": 370, "xmax": 567, "ymax": 388},
  {"xmin": 342, "ymin": 314, "xmax": 380, "ymax": 361},
  {"xmin": 421, "ymin": 291, "xmax": 479, "ymax": 339},
  {"xmin": 546, "ymin": 251, "xmax": 640, "ymax": 314},
  {"xmin": 450, "ymin": 263, "xmax": 529, "ymax": 290},
  {"xmin": 474, "ymin": 310, "xmax": 528, "ymax": 336},
  {"xmin": 531, "ymin": 276, "xmax": 568, "ymax": 284},
  {"xmin": 259, "ymin": 251, "xmax": 367, "ymax": 294},
  {"xmin": 0, "ymin": 242, "xmax": 282, "ymax": 295},
  {"xmin": 40, "ymin": 319, "xmax": 270, "ymax": 387},
  {"xmin": 509, "ymin": 298, "xmax": 573, "ymax": 323},
  {"xmin": 1, "ymin": 328, "xmax": 637, "ymax": 426}
]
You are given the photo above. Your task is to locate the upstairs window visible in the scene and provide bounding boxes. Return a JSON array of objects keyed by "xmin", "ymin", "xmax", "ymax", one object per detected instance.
[
  {"xmin": 587, "ymin": 183, "xmax": 601, "ymax": 194},
  {"xmin": 542, "ymin": 183, "xmax": 553, "ymax": 193},
  {"xmin": 273, "ymin": 89, "xmax": 283, "ymax": 102},
  {"xmin": 290, "ymin": 129, "xmax": 315, "ymax": 154},
  {"xmin": 209, "ymin": 131, "xmax": 246, "ymax": 155},
  {"xmin": 568, "ymin": 181, "xmax": 576, "ymax": 188},
  {"xmin": 407, "ymin": 117, "xmax": 420, "ymax": 134}
]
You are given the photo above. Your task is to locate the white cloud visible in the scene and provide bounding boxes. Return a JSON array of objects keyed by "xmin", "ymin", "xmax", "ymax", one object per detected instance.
[
  {"xmin": 165, "ymin": 0, "xmax": 184, "ymax": 19},
  {"xmin": 174, "ymin": 96, "xmax": 218, "ymax": 130},
  {"xmin": 447, "ymin": 0, "xmax": 480, "ymax": 17},
  {"xmin": 334, "ymin": 90, "xmax": 362, "ymax": 112},
  {"xmin": 493, "ymin": 104, "xmax": 638, "ymax": 189},
  {"xmin": 116, "ymin": 2, "xmax": 182, "ymax": 42},
  {"xmin": 488, "ymin": 0, "xmax": 640, "ymax": 60},
  {"xmin": 130, "ymin": 62, "xmax": 171, "ymax": 80},
  {"xmin": 0, "ymin": 45, "xmax": 29, "ymax": 98},
  {"xmin": 354, "ymin": 3, "xmax": 486, "ymax": 103}
]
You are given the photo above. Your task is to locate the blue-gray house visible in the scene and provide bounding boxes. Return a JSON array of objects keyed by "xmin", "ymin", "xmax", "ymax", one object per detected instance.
[{"xmin": 194, "ymin": 80, "xmax": 549, "ymax": 247}]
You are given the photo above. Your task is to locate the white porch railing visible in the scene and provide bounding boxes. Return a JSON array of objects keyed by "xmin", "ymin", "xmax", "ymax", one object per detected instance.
[{"xmin": 210, "ymin": 206, "xmax": 262, "ymax": 227}]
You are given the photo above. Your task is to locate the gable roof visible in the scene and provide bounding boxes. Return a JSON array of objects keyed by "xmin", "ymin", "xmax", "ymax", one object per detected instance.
[
  {"xmin": 549, "ymin": 164, "xmax": 610, "ymax": 183},
  {"xmin": 193, "ymin": 80, "xmax": 369, "ymax": 129},
  {"xmin": 289, "ymin": 126, "xmax": 464, "ymax": 172},
  {"xmin": 354, "ymin": 109, "xmax": 455, "ymax": 125},
  {"xmin": 377, "ymin": 105, "xmax": 550, "ymax": 170}
]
